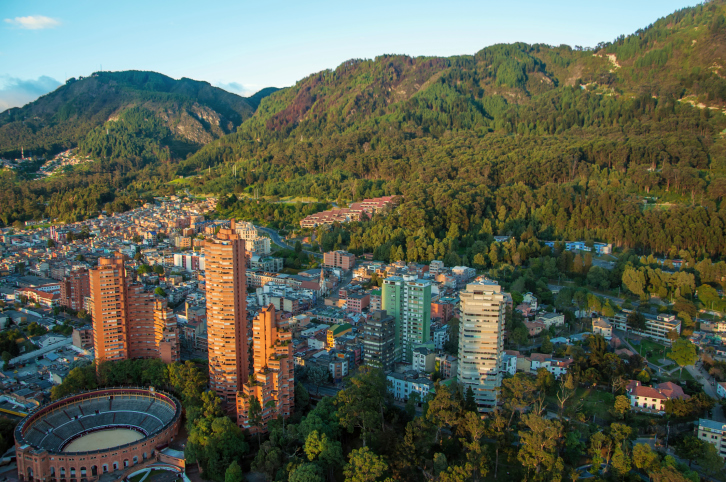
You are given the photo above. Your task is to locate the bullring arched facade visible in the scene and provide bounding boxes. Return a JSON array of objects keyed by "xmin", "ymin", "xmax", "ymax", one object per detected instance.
[{"xmin": 15, "ymin": 388, "xmax": 181, "ymax": 482}]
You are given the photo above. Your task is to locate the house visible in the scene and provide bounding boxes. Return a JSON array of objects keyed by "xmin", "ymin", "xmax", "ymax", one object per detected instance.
[
  {"xmin": 387, "ymin": 373, "xmax": 435, "ymax": 402},
  {"xmin": 626, "ymin": 380, "xmax": 690, "ymax": 413},
  {"xmin": 524, "ymin": 320, "xmax": 546, "ymax": 337},
  {"xmin": 537, "ymin": 312, "xmax": 565, "ymax": 329},
  {"xmin": 718, "ymin": 382, "xmax": 726, "ymax": 399},
  {"xmin": 523, "ymin": 293, "xmax": 538, "ymax": 311},
  {"xmin": 501, "ymin": 352, "xmax": 517, "ymax": 376},
  {"xmin": 593, "ymin": 318, "xmax": 613, "ymax": 339}
]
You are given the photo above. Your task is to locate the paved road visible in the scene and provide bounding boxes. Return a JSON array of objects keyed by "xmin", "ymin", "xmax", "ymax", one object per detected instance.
[
  {"xmin": 255, "ymin": 225, "xmax": 322, "ymax": 259},
  {"xmin": 686, "ymin": 363, "xmax": 726, "ymax": 422}
]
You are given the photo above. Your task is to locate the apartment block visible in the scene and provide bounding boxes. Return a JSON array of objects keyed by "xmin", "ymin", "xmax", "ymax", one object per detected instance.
[
  {"xmin": 458, "ymin": 280, "xmax": 504, "ymax": 413},
  {"xmin": 610, "ymin": 312, "xmax": 681, "ymax": 344},
  {"xmin": 382, "ymin": 276, "xmax": 432, "ymax": 363},
  {"xmin": 59, "ymin": 268, "xmax": 90, "ymax": 311},
  {"xmin": 237, "ymin": 305, "xmax": 294, "ymax": 433},
  {"xmin": 323, "ymin": 250, "xmax": 356, "ymax": 270},
  {"xmin": 362, "ymin": 310, "xmax": 396, "ymax": 371},
  {"xmin": 89, "ymin": 253, "xmax": 181, "ymax": 365},
  {"xmin": 205, "ymin": 228, "xmax": 248, "ymax": 405}
]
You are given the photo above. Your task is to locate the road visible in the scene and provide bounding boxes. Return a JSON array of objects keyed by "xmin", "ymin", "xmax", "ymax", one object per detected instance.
[
  {"xmin": 255, "ymin": 225, "xmax": 322, "ymax": 259},
  {"xmin": 303, "ymin": 383, "xmax": 343, "ymax": 399},
  {"xmin": 686, "ymin": 363, "xmax": 726, "ymax": 422}
]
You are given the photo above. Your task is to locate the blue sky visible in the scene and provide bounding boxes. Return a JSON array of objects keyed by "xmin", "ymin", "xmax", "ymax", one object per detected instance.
[{"xmin": 0, "ymin": 0, "xmax": 699, "ymax": 110}]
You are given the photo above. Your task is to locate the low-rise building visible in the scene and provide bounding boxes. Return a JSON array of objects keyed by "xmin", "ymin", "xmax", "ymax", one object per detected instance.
[
  {"xmin": 327, "ymin": 323, "xmax": 353, "ymax": 348},
  {"xmin": 610, "ymin": 313, "xmax": 681, "ymax": 344},
  {"xmin": 323, "ymin": 250, "xmax": 356, "ymax": 270},
  {"xmin": 593, "ymin": 318, "xmax": 613, "ymax": 338},
  {"xmin": 412, "ymin": 346, "xmax": 436, "ymax": 373},
  {"xmin": 387, "ymin": 373, "xmax": 435, "ymax": 401},
  {"xmin": 436, "ymin": 354, "xmax": 458, "ymax": 379},
  {"xmin": 698, "ymin": 419, "xmax": 726, "ymax": 459}
]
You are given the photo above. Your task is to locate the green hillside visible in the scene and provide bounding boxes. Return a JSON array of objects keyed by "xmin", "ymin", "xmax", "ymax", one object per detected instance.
[
  {"xmin": 0, "ymin": 70, "xmax": 271, "ymax": 159},
  {"xmin": 3, "ymin": 1, "xmax": 726, "ymax": 261},
  {"xmin": 174, "ymin": 1, "xmax": 726, "ymax": 261}
]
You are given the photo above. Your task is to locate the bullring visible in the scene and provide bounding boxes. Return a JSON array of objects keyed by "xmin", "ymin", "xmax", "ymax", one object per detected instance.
[{"xmin": 14, "ymin": 387, "xmax": 181, "ymax": 481}]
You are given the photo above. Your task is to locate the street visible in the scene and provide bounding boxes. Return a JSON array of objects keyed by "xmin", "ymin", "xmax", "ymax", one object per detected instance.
[{"xmin": 255, "ymin": 225, "xmax": 322, "ymax": 259}]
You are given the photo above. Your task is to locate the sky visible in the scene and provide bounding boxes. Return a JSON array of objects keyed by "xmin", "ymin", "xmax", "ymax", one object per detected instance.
[{"xmin": 0, "ymin": 0, "xmax": 700, "ymax": 111}]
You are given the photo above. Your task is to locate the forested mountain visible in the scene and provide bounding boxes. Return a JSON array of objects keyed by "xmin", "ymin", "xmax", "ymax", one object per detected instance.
[
  {"xmin": 0, "ymin": 71, "xmax": 276, "ymax": 224},
  {"xmin": 0, "ymin": 70, "xmax": 271, "ymax": 159},
  {"xmin": 4, "ymin": 1, "xmax": 726, "ymax": 261},
  {"xmin": 178, "ymin": 0, "xmax": 726, "ymax": 260}
]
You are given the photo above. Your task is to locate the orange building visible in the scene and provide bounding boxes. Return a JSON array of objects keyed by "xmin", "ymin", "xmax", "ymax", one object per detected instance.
[
  {"xmin": 204, "ymin": 226, "xmax": 248, "ymax": 405},
  {"xmin": 236, "ymin": 305, "xmax": 294, "ymax": 433},
  {"xmin": 90, "ymin": 255, "xmax": 129, "ymax": 362},
  {"xmin": 60, "ymin": 268, "xmax": 90, "ymax": 311},
  {"xmin": 90, "ymin": 253, "xmax": 180, "ymax": 364}
]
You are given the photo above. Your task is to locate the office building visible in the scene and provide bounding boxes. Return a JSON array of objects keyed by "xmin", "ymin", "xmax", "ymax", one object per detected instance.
[
  {"xmin": 362, "ymin": 310, "xmax": 396, "ymax": 371},
  {"xmin": 382, "ymin": 276, "xmax": 432, "ymax": 363},
  {"xmin": 205, "ymin": 227, "xmax": 248, "ymax": 405},
  {"xmin": 457, "ymin": 280, "xmax": 505, "ymax": 413},
  {"xmin": 237, "ymin": 305, "xmax": 294, "ymax": 433}
]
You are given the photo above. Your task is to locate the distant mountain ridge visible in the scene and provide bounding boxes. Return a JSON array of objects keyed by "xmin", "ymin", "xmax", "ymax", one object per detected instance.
[{"xmin": 0, "ymin": 70, "xmax": 277, "ymax": 158}]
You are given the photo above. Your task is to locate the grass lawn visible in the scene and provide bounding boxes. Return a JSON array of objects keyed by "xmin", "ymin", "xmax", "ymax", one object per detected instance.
[
  {"xmin": 634, "ymin": 339, "xmax": 671, "ymax": 365},
  {"xmin": 556, "ymin": 387, "xmax": 615, "ymax": 420}
]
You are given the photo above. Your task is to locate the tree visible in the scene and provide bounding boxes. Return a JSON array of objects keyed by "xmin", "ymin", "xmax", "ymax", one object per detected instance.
[
  {"xmin": 295, "ymin": 381, "xmax": 310, "ymax": 413},
  {"xmin": 248, "ymin": 395, "xmax": 263, "ymax": 448},
  {"xmin": 464, "ymin": 385, "xmax": 477, "ymax": 412},
  {"xmin": 154, "ymin": 287, "xmax": 166, "ymax": 297},
  {"xmin": 517, "ymin": 414, "xmax": 564, "ymax": 479},
  {"xmin": 335, "ymin": 367, "xmax": 387, "ymax": 447},
  {"xmin": 675, "ymin": 436, "xmax": 705, "ymax": 467},
  {"xmin": 541, "ymin": 335, "xmax": 553, "ymax": 354},
  {"xmin": 632, "ymin": 443, "xmax": 658, "ymax": 475},
  {"xmin": 405, "ymin": 392, "xmax": 421, "ymax": 419},
  {"xmin": 511, "ymin": 326, "xmax": 529, "ymax": 347},
  {"xmin": 626, "ymin": 311, "xmax": 647, "ymax": 330},
  {"xmin": 304, "ymin": 430, "xmax": 344, "ymax": 481},
  {"xmin": 153, "ymin": 264, "xmax": 164, "ymax": 274},
  {"xmin": 308, "ymin": 364, "xmax": 329, "ymax": 396},
  {"xmin": 295, "ymin": 240, "xmax": 303, "ymax": 253},
  {"xmin": 698, "ymin": 442, "xmax": 725, "ymax": 477},
  {"xmin": 344, "ymin": 447, "xmax": 388, "ymax": 482},
  {"xmin": 290, "ymin": 464, "xmax": 325, "ymax": 482},
  {"xmin": 668, "ymin": 338, "xmax": 698, "ymax": 379},
  {"xmin": 556, "ymin": 373, "xmax": 576, "ymax": 418},
  {"xmin": 225, "ymin": 460, "xmax": 244, "ymax": 482},
  {"xmin": 612, "ymin": 395, "xmax": 631, "ymax": 419},
  {"xmin": 47, "ymin": 239, "xmax": 55, "ymax": 248}
]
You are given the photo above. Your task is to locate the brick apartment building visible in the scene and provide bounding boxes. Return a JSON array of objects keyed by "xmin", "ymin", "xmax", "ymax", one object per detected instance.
[{"xmin": 323, "ymin": 250, "xmax": 356, "ymax": 270}]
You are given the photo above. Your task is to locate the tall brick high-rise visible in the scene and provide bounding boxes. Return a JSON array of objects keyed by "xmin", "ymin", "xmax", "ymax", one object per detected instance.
[
  {"xmin": 236, "ymin": 304, "xmax": 294, "ymax": 433},
  {"xmin": 90, "ymin": 254, "xmax": 128, "ymax": 362},
  {"xmin": 90, "ymin": 253, "xmax": 180, "ymax": 364},
  {"xmin": 60, "ymin": 268, "xmax": 90, "ymax": 311},
  {"xmin": 204, "ymin": 227, "xmax": 248, "ymax": 405}
]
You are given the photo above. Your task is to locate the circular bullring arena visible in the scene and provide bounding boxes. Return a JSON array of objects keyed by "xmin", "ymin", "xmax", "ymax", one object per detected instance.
[{"xmin": 14, "ymin": 388, "xmax": 182, "ymax": 482}]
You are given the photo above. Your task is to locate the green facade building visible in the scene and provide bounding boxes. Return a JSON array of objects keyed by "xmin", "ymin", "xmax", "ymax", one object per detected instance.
[{"xmin": 382, "ymin": 276, "xmax": 432, "ymax": 363}]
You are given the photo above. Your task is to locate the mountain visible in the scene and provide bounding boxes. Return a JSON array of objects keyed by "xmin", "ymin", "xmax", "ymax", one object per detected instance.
[
  {"xmin": 0, "ymin": 70, "xmax": 277, "ymax": 159},
  {"xmin": 177, "ymin": 0, "xmax": 726, "ymax": 258},
  {"xmin": 3, "ymin": 1, "xmax": 726, "ymax": 260}
]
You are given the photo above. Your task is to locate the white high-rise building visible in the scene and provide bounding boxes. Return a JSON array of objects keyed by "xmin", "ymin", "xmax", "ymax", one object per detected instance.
[{"xmin": 457, "ymin": 280, "xmax": 504, "ymax": 413}]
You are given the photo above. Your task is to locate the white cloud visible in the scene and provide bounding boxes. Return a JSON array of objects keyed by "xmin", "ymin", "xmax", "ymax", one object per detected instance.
[
  {"xmin": 0, "ymin": 76, "xmax": 61, "ymax": 112},
  {"xmin": 4, "ymin": 16, "xmax": 60, "ymax": 30},
  {"xmin": 214, "ymin": 81, "xmax": 257, "ymax": 97}
]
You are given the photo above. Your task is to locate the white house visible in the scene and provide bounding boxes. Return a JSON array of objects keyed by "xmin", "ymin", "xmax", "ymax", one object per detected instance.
[
  {"xmin": 501, "ymin": 353, "xmax": 517, "ymax": 376},
  {"xmin": 718, "ymin": 382, "xmax": 726, "ymax": 399},
  {"xmin": 387, "ymin": 373, "xmax": 435, "ymax": 401}
]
